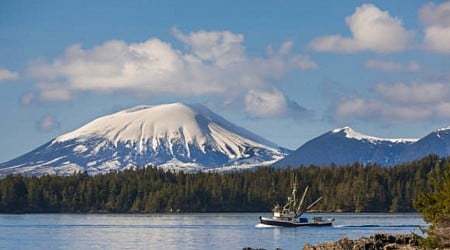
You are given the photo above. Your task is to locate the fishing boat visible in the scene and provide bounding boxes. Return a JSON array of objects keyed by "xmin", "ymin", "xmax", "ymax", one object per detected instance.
[{"xmin": 259, "ymin": 177, "xmax": 333, "ymax": 227}]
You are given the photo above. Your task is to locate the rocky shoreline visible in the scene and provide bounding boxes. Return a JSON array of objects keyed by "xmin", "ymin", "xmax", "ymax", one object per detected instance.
[
  {"xmin": 243, "ymin": 233, "xmax": 419, "ymax": 250},
  {"xmin": 303, "ymin": 234, "xmax": 419, "ymax": 250}
]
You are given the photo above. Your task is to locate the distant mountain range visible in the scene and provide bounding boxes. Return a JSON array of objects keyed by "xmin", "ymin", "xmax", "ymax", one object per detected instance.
[
  {"xmin": 0, "ymin": 103, "xmax": 288, "ymax": 176},
  {"xmin": 0, "ymin": 103, "xmax": 448, "ymax": 177},
  {"xmin": 274, "ymin": 126, "xmax": 450, "ymax": 167}
]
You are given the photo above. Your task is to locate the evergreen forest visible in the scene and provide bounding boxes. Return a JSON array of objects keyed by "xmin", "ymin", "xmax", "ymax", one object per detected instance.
[{"xmin": 0, "ymin": 155, "xmax": 448, "ymax": 213}]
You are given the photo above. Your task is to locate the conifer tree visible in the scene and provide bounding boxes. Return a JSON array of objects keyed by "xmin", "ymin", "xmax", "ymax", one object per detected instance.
[{"xmin": 414, "ymin": 158, "xmax": 450, "ymax": 248}]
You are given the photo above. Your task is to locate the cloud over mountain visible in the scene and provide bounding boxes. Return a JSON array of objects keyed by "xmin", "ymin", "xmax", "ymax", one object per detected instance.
[
  {"xmin": 309, "ymin": 4, "xmax": 413, "ymax": 53},
  {"xmin": 331, "ymin": 82, "xmax": 450, "ymax": 123},
  {"xmin": 25, "ymin": 28, "xmax": 316, "ymax": 119}
]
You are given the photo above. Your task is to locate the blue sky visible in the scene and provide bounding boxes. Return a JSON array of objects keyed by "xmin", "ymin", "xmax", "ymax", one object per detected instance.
[{"xmin": 1, "ymin": 0, "xmax": 449, "ymax": 162}]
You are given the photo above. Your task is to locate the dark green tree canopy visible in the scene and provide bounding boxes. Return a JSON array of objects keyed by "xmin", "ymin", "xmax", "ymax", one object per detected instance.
[{"xmin": 0, "ymin": 155, "xmax": 448, "ymax": 214}]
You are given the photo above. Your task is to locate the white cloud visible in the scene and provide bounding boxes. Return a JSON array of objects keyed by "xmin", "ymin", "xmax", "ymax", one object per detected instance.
[
  {"xmin": 20, "ymin": 92, "xmax": 36, "ymax": 106},
  {"xmin": 333, "ymin": 97, "xmax": 381, "ymax": 121},
  {"xmin": 244, "ymin": 88, "xmax": 313, "ymax": 119},
  {"xmin": 37, "ymin": 83, "xmax": 73, "ymax": 102},
  {"xmin": 309, "ymin": 4, "xmax": 413, "ymax": 53},
  {"xmin": 27, "ymin": 29, "xmax": 316, "ymax": 119},
  {"xmin": 0, "ymin": 67, "xmax": 19, "ymax": 82},
  {"xmin": 36, "ymin": 115, "xmax": 60, "ymax": 132},
  {"xmin": 331, "ymin": 82, "xmax": 450, "ymax": 123},
  {"xmin": 374, "ymin": 82, "xmax": 448, "ymax": 104},
  {"xmin": 172, "ymin": 27, "xmax": 245, "ymax": 68},
  {"xmin": 365, "ymin": 60, "xmax": 421, "ymax": 72},
  {"xmin": 435, "ymin": 102, "xmax": 450, "ymax": 118},
  {"xmin": 289, "ymin": 54, "xmax": 317, "ymax": 70},
  {"xmin": 406, "ymin": 61, "xmax": 422, "ymax": 72},
  {"xmin": 245, "ymin": 88, "xmax": 289, "ymax": 118},
  {"xmin": 420, "ymin": 1, "xmax": 450, "ymax": 54},
  {"xmin": 309, "ymin": 36, "xmax": 356, "ymax": 54},
  {"xmin": 333, "ymin": 98, "xmax": 433, "ymax": 123},
  {"xmin": 423, "ymin": 26, "xmax": 450, "ymax": 54},
  {"xmin": 419, "ymin": 1, "xmax": 450, "ymax": 27}
]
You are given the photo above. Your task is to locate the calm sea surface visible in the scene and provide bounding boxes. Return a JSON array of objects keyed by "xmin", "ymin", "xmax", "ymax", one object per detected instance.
[{"xmin": 0, "ymin": 213, "xmax": 425, "ymax": 250}]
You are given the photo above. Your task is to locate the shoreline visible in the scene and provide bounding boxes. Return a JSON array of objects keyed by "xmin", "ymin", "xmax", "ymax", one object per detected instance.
[
  {"xmin": 0, "ymin": 211, "xmax": 423, "ymax": 214},
  {"xmin": 243, "ymin": 233, "xmax": 420, "ymax": 250},
  {"xmin": 302, "ymin": 233, "xmax": 419, "ymax": 250}
]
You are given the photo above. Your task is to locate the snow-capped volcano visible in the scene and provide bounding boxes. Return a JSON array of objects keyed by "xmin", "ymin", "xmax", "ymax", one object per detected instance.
[{"xmin": 0, "ymin": 103, "xmax": 288, "ymax": 176}]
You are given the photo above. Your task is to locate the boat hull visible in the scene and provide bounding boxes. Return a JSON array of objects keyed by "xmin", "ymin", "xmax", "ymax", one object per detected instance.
[{"xmin": 259, "ymin": 216, "xmax": 332, "ymax": 227}]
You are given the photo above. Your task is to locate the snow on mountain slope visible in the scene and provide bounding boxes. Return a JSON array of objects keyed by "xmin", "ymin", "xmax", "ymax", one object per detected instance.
[
  {"xmin": 0, "ymin": 103, "xmax": 288, "ymax": 176},
  {"xmin": 333, "ymin": 127, "xmax": 418, "ymax": 144}
]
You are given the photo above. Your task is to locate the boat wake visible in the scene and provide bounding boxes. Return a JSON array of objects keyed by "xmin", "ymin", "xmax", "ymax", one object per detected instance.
[
  {"xmin": 256, "ymin": 223, "xmax": 422, "ymax": 229},
  {"xmin": 255, "ymin": 223, "xmax": 276, "ymax": 228}
]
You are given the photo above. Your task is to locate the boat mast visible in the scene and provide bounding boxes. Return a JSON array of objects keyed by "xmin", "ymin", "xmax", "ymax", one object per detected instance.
[
  {"xmin": 291, "ymin": 175, "xmax": 297, "ymax": 210},
  {"xmin": 295, "ymin": 186, "xmax": 309, "ymax": 216},
  {"xmin": 283, "ymin": 174, "xmax": 298, "ymax": 212}
]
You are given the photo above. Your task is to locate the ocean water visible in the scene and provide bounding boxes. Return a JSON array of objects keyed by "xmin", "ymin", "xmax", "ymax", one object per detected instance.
[{"xmin": 0, "ymin": 213, "xmax": 425, "ymax": 250}]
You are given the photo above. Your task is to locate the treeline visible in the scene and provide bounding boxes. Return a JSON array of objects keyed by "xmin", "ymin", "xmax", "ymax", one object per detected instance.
[{"xmin": 0, "ymin": 155, "xmax": 448, "ymax": 213}]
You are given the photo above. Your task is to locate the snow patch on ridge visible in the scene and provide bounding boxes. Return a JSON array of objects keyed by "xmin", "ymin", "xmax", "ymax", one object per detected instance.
[
  {"xmin": 332, "ymin": 126, "xmax": 418, "ymax": 144},
  {"xmin": 437, "ymin": 126, "xmax": 450, "ymax": 132}
]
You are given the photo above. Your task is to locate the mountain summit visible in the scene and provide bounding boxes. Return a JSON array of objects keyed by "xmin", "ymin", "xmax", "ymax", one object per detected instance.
[{"xmin": 0, "ymin": 103, "xmax": 287, "ymax": 176}]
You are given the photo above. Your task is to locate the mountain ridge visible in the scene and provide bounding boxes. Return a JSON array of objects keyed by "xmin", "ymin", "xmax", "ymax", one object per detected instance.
[
  {"xmin": 275, "ymin": 126, "xmax": 450, "ymax": 167},
  {"xmin": 1, "ymin": 103, "xmax": 449, "ymax": 176}
]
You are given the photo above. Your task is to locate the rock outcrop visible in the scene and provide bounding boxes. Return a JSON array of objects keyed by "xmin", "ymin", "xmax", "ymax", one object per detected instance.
[{"xmin": 302, "ymin": 233, "xmax": 419, "ymax": 250}]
